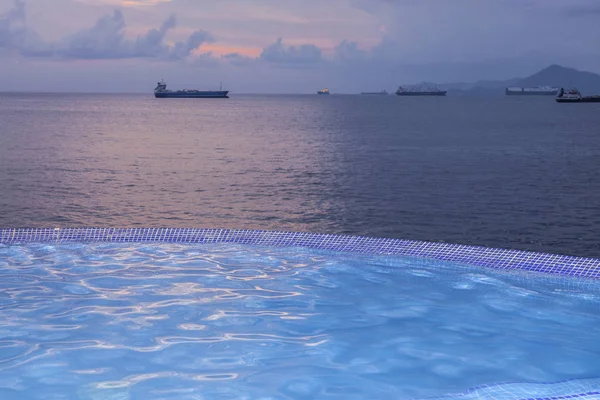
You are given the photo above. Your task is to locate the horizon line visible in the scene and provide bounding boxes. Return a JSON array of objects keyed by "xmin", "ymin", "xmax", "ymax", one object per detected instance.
[{"xmin": 0, "ymin": 91, "xmax": 369, "ymax": 96}]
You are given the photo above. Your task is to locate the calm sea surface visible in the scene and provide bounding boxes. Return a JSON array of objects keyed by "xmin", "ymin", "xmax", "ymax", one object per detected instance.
[{"xmin": 1, "ymin": 93, "xmax": 599, "ymax": 257}]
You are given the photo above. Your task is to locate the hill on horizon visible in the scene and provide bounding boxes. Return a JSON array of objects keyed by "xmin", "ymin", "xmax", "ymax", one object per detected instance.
[{"xmin": 442, "ymin": 65, "xmax": 600, "ymax": 96}]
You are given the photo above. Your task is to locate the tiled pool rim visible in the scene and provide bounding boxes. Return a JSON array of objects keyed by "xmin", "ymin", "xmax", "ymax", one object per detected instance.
[
  {"xmin": 2, "ymin": 228, "xmax": 600, "ymax": 400},
  {"xmin": 1, "ymin": 228, "xmax": 599, "ymax": 280}
]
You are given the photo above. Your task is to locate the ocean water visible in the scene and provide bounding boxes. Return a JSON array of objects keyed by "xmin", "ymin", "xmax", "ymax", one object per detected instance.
[
  {"xmin": 1, "ymin": 242, "xmax": 600, "ymax": 400},
  {"xmin": 1, "ymin": 93, "xmax": 600, "ymax": 257}
]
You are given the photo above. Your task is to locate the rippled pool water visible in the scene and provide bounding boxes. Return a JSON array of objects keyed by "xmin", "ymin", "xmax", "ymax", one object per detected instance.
[{"xmin": 1, "ymin": 243, "xmax": 600, "ymax": 400}]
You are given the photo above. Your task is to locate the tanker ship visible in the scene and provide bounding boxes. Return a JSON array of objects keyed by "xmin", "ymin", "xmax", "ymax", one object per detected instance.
[{"xmin": 154, "ymin": 80, "xmax": 229, "ymax": 98}]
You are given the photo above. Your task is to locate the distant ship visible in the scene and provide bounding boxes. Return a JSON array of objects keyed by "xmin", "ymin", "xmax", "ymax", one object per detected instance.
[
  {"xmin": 154, "ymin": 80, "xmax": 229, "ymax": 98},
  {"xmin": 317, "ymin": 88, "xmax": 330, "ymax": 95},
  {"xmin": 556, "ymin": 88, "xmax": 600, "ymax": 103},
  {"xmin": 396, "ymin": 83, "xmax": 447, "ymax": 96},
  {"xmin": 505, "ymin": 86, "xmax": 559, "ymax": 96},
  {"xmin": 361, "ymin": 90, "xmax": 388, "ymax": 95}
]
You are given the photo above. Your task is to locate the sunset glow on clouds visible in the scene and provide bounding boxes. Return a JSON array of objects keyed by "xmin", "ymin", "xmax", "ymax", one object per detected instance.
[
  {"xmin": 1, "ymin": 0, "xmax": 600, "ymax": 92},
  {"xmin": 77, "ymin": 0, "xmax": 174, "ymax": 6}
]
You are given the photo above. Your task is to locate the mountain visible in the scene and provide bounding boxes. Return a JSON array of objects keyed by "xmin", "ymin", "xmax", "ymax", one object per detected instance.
[
  {"xmin": 518, "ymin": 64, "xmax": 600, "ymax": 94},
  {"xmin": 442, "ymin": 65, "xmax": 600, "ymax": 96},
  {"xmin": 438, "ymin": 78, "xmax": 520, "ymax": 92}
]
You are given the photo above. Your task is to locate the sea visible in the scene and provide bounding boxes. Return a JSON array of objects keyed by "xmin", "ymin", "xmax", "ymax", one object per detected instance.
[{"xmin": 1, "ymin": 93, "xmax": 599, "ymax": 258}]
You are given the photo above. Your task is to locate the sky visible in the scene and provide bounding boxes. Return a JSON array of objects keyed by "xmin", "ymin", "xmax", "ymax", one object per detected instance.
[{"xmin": 1, "ymin": 0, "xmax": 599, "ymax": 93}]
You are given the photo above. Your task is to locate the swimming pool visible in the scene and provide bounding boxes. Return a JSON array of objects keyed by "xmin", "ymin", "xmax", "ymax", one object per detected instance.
[{"xmin": 1, "ymin": 228, "xmax": 600, "ymax": 400}]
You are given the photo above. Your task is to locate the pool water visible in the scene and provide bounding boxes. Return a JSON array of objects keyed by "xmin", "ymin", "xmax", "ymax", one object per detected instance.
[{"xmin": 1, "ymin": 242, "xmax": 599, "ymax": 400}]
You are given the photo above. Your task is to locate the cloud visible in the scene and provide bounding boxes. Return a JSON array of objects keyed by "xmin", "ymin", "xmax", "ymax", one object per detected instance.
[
  {"xmin": 77, "ymin": 0, "xmax": 173, "ymax": 6},
  {"xmin": 1, "ymin": 0, "xmax": 213, "ymax": 60},
  {"xmin": 0, "ymin": 0, "xmax": 51, "ymax": 57},
  {"xmin": 563, "ymin": 3, "xmax": 600, "ymax": 17},
  {"xmin": 57, "ymin": 9, "xmax": 214, "ymax": 60},
  {"xmin": 348, "ymin": 0, "xmax": 393, "ymax": 14},
  {"xmin": 168, "ymin": 29, "xmax": 214, "ymax": 60},
  {"xmin": 2, "ymin": 1, "xmax": 327, "ymax": 70},
  {"xmin": 0, "ymin": 0, "xmax": 25, "ymax": 50},
  {"xmin": 58, "ymin": 10, "xmax": 128, "ymax": 59},
  {"xmin": 222, "ymin": 52, "xmax": 256, "ymax": 67},
  {"xmin": 259, "ymin": 38, "xmax": 322, "ymax": 66},
  {"xmin": 191, "ymin": 51, "xmax": 220, "ymax": 68},
  {"xmin": 346, "ymin": 0, "xmax": 600, "ymax": 67},
  {"xmin": 3, "ymin": 0, "xmax": 600, "ymax": 94},
  {"xmin": 132, "ymin": 13, "xmax": 175, "ymax": 56},
  {"xmin": 121, "ymin": 0, "xmax": 173, "ymax": 5},
  {"xmin": 333, "ymin": 40, "xmax": 368, "ymax": 62}
]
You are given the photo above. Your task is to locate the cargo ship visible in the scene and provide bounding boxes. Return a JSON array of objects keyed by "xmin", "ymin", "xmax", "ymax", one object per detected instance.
[
  {"xmin": 505, "ymin": 86, "xmax": 559, "ymax": 95},
  {"xmin": 361, "ymin": 90, "xmax": 388, "ymax": 95},
  {"xmin": 154, "ymin": 80, "xmax": 229, "ymax": 98},
  {"xmin": 317, "ymin": 88, "xmax": 330, "ymax": 95},
  {"xmin": 396, "ymin": 83, "xmax": 446, "ymax": 96},
  {"xmin": 556, "ymin": 88, "xmax": 600, "ymax": 103}
]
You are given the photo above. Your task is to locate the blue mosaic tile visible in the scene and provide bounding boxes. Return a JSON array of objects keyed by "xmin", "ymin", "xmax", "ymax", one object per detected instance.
[
  {"xmin": 1, "ymin": 228, "xmax": 599, "ymax": 281},
  {"xmin": 419, "ymin": 378, "xmax": 600, "ymax": 400}
]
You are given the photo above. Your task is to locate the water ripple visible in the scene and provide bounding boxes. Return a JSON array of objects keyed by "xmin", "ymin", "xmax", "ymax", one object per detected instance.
[{"xmin": 1, "ymin": 242, "xmax": 600, "ymax": 399}]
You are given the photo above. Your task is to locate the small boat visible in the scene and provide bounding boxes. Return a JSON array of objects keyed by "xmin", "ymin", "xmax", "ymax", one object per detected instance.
[
  {"xmin": 317, "ymin": 88, "xmax": 330, "ymax": 95},
  {"xmin": 556, "ymin": 88, "xmax": 600, "ymax": 103}
]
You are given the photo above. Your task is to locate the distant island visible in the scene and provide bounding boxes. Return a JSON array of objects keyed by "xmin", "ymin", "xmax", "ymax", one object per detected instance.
[{"xmin": 415, "ymin": 65, "xmax": 600, "ymax": 96}]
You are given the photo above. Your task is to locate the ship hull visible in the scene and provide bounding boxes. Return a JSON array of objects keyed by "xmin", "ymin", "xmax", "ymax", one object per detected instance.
[
  {"xmin": 582, "ymin": 96, "xmax": 600, "ymax": 103},
  {"xmin": 396, "ymin": 91, "xmax": 447, "ymax": 96},
  {"xmin": 556, "ymin": 96, "xmax": 600, "ymax": 103},
  {"xmin": 155, "ymin": 91, "xmax": 229, "ymax": 98},
  {"xmin": 556, "ymin": 98, "xmax": 580, "ymax": 103}
]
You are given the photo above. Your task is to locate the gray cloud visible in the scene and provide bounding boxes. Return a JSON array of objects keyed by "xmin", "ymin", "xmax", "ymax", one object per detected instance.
[
  {"xmin": 168, "ymin": 29, "xmax": 214, "ymax": 60},
  {"xmin": 58, "ymin": 10, "xmax": 128, "ymax": 59},
  {"xmin": 2, "ymin": 0, "xmax": 600, "ymax": 93},
  {"xmin": 222, "ymin": 52, "xmax": 256, "ymax": 67},
  {"xmin": 57, "ymin": 10, "xmax": 214, "ymax": 60},
  {"xmin": 1, "ymin": 0, "xmax": 214, "ymax": 60},
  {"xmin": 220, "ymin": 38, "xmax": 366, "ymax": 70},
  {"xmin": 192, "ymin": 51, "xmax": 221, "ymax": 68},
  {"xmin": 0, "ymin": 0, "xmax": 25, "ymax": 50},
  {"xmin": 0, "ymin": 0, "xmax": 51, "ymax": 57},
  {"xmin": 563, "ymin": 4, "xmax": 600, "ymax": 17},
  {"xmin": 259, "ymin": 38, "xmax": 322, "ymax": 66},
  {"xmin": 347, "ymin": 0, "xmax": 600, "ymax": 67},
  {"xmin": 333, "ymin": 40, "xmax": 368, "ymax": 62},
  {"xmin": 132, "ymin": 13, "xmax": 176, "ymax": 57}
]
